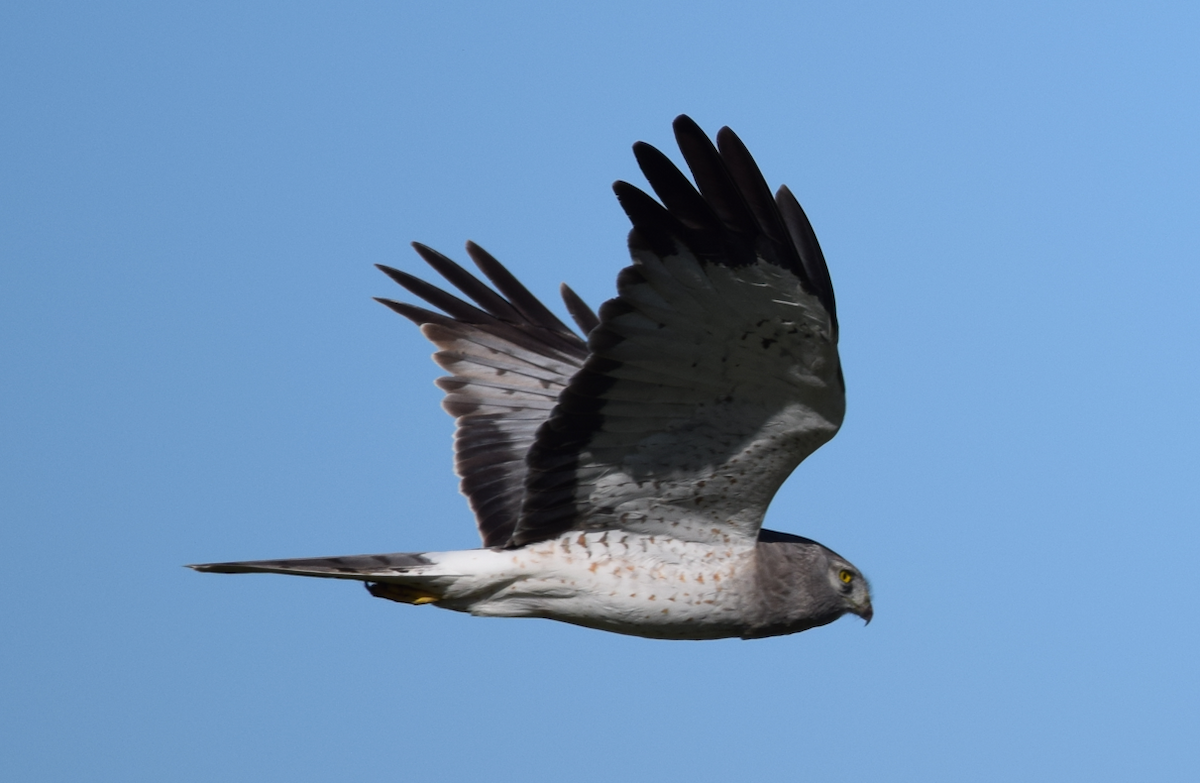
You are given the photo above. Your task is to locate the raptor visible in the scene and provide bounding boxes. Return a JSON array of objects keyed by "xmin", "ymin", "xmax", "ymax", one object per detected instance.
[{"xmin": 191, "ymin": 116, "xmax": 873, "ymax": 640}]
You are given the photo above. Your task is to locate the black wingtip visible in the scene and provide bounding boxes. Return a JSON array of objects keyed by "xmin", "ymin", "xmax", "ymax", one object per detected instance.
[
  {"xmin": 375, "ymin": 262, "xmax": 407, "ymax": 285},
  {"xmin": 672, "ymin": 113, "xmax": 703, "ymax": 138},
  {"xmin": 612, "ymin": 180, "xmax": 683, "ymax": 258},
  {"xmin": 560, "ymin": 282, "xmax": 600, "ymax": 335},
  {"xmin": 775, "ymin": 184, "xmax": 837, "ymax": 332},
  {"xmin": 621, "ymin": 118, "xmax": 837, "ymax": 328},
  {"xmin": 464, "ymin": 241, "xmax": 577, "ymax": 336},
  {"xmin": 373, "ymin": 296, "xmax": 442, "ymax": 325}
]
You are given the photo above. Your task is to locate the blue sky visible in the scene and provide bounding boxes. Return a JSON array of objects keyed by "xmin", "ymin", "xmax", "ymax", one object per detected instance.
[{"xmin": 3, "ymin": 2, "xmax": 1198, "ymax": 780}]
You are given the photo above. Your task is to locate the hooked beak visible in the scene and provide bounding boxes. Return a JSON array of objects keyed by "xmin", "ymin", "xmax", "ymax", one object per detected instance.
[{"xmin": 857, "ymin": 602, "xmax": 873, "ymax": 625}]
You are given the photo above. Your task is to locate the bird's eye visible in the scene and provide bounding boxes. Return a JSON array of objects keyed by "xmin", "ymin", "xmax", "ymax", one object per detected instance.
[{"xmin": 839, "ymin": 569, "xmax": 854, "ymax": 584}]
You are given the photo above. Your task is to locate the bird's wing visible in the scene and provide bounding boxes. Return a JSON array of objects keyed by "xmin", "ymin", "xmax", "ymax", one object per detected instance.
[
  {"xmin": 376, "ymin": 242, "xmax": 597, "ymax": 547},
  {"xmin": 510, "ymin": 116, "xmax": 844, "ymax": 548}
]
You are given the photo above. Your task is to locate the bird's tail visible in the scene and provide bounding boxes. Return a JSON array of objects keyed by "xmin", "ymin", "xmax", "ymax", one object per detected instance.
[{"xmin": 188, "ymin": 551, "xmax": 446, "ymax": 604}]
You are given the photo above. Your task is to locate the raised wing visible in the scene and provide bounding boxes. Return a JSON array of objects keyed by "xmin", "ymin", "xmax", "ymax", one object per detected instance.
[
  {"xmin": 510, "ymin": 116, "xmax": 844, "ymax": 548},
  {"xmin": 376, "ymin": 241, "xmax": 597, "ymax": 547}
]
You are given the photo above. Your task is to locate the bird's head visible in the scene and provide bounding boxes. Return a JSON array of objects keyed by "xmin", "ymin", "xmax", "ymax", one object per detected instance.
[
  {"xmin": 826, "ymin": 556, "xmax": 873, "ymax": 625},
  {"xmin": 747, "ymin": 529, "xmax": 873, "ymax": 638}
]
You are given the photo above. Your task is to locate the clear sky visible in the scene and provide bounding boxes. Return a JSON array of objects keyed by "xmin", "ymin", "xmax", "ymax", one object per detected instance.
[{"xmin": 3, "ymin": 2, "xmax": 1198, "ymax": 780}]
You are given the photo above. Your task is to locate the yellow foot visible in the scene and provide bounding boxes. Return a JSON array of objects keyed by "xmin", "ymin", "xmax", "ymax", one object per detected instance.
[{"xmin": 365, "ymin": 582, "xmax": 441, "ymax": 605}]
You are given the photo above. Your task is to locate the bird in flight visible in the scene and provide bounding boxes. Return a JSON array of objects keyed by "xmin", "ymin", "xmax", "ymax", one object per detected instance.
[{"xmin": 191, "ymin": 116, "xmax": 872, "ymax": 640}]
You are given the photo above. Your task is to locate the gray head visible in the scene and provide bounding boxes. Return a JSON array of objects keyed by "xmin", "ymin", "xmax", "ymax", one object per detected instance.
[{"xmin": 742, "ymin": 529, "xmax": 873, "ymax": 640}]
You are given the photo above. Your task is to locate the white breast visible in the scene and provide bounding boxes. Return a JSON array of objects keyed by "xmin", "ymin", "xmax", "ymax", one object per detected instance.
[{"xmin": 430, "ymin": 531, "xmax": 759, "ymax": 639}]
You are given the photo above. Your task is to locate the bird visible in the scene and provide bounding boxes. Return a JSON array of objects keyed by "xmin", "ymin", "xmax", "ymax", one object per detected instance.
[{"xmin": 190, "ymin": 116, "xmax": 872, "ymax": 640}]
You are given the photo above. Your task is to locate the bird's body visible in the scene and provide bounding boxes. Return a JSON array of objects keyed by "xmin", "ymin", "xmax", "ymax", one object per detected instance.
[
  {"xmin": 192, "ymin": 116, "xmax": 874, "ymax": 640},
  {"xmin": 384, "ymin": 533, "xmax": 759, "ymax": 640},
  {"xmin": 202, "ymin": 530, "xmax": 861, "ymax": 640}
]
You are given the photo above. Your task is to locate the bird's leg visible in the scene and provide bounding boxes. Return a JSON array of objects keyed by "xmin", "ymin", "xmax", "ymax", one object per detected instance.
[{"xmin": 365, "ymin": 582, "xmax": 441, "ymax": 605}]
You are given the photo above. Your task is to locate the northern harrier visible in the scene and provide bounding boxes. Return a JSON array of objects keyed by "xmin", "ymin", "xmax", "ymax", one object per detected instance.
[{"xmin": 191, "ymin": 117, "xmax": 873, "ymax": 640}]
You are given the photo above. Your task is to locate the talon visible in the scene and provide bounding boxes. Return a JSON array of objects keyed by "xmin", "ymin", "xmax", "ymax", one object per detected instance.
[{"xmin": 366, "ymin": 582, "xmax": 442, "ymax": 605}]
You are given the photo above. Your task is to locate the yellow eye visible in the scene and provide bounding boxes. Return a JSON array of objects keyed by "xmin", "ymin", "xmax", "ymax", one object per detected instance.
[{"xmin": 839, "ymin": 569, "xmax": 854, "ymax": 584}]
